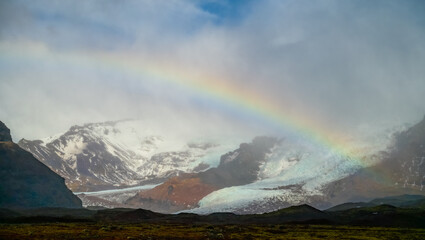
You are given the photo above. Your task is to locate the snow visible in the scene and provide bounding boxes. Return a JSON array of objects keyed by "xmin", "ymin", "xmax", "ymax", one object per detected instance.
[
  {"xmin": 74, "ymin": 184, "xmax": 159, "ymax": 196},
  {"xmin": 40, "ymin": 132, "xmax": 64, "ymax": 147},
  {"xmin": 61, "ymin": 136, "xmax": 87, "ymax": 162}
]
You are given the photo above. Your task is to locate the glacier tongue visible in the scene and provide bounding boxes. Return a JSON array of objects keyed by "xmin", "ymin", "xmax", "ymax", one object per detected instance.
[{"xmin": 189, "ymin": 126, "xmax": 398, "ymax": 214}]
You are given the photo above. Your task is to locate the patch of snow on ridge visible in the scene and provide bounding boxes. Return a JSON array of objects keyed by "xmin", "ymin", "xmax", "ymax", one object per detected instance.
[
  {"xmin": 40, "ymin": 132, "xmax": 64, "ymax": 147},
  {"xmin": 75, "ymin": 184, "xmax": 160, "ymax": 196},
  {"xmin": 61, "ymin": 136, "xmax": 87, "ymax": 163}
]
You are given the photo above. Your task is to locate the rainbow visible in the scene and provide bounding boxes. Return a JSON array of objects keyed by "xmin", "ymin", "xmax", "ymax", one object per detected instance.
[{"xmin": 1, "ymin": 42, "xmax": 370, "ymax": 166}]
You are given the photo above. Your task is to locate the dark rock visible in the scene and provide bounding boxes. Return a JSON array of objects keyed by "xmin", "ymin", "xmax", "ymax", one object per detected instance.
[
  {"xmin": 200, "ymin": 136, "xmax": 280, "ymax": 188},
  {"xmin": 0, "ymin": 121, "xmax": 82, "ymax": 209},
  {"xmin": 0, "ymin": 121, "xmax": 12, "ymax": 142}
]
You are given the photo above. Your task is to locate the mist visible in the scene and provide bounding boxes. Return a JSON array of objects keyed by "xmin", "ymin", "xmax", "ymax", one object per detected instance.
[{"xmin": 1, "ymin": 0, "xmax": 425, "ymax": 142}]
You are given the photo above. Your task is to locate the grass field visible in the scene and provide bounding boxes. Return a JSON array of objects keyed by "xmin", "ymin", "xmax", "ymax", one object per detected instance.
[{"xmin": 1, "ymin": 223, "xmax": 425, "ymax": 240}]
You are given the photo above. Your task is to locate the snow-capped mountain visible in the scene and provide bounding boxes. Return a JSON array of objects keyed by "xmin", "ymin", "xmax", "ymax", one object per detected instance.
[
  {"xmin": 188, "ymin": 118, "xmax": 424, "ymax": 214},
  {"xmin": 18, "ymin": 120, "xmax": 236, "ymax": 192},
  {"xmin": 123, "ymin": 129, "xmax": 390, "ymax": 214},
  {"xmin": 17, "ymin": 117, "xmax": 422, "ymax": 213}
]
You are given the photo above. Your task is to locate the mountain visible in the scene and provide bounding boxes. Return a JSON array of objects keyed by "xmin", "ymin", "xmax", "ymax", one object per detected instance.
[
  {"xmin": 322, "ymin": 115, "xmax": 425, "ymax": 205},
  {"xmin": 194, "ymin": 116, "xmax": 425, "ymax": 214},
  {"xmin": 0, "ymin": 121, "xmax": 82, "ymax": 209},
  {"xmin": 153, "ymin": 116, "xmax": 423, "ymax": 215},
  {"xmin": 15, "ymin": 116, "xmax": 424, "ymax": 213},
  {"xmin": 18, "ymin": 120, "xmax": 230, "ymax": 192},
  {"xmin": 125, "ymin": 137, "xmax": 280, "ymax": 213}
]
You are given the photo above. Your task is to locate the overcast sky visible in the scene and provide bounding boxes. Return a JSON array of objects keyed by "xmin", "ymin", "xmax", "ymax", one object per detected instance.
[{"xmin": 1, "ymin": 0, "xmax": 425, "ymax": 141}]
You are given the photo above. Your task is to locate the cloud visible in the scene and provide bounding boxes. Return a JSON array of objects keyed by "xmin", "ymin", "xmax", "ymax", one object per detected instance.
[
  {"xmin": 171, "ymin": 0, "xmax": 425, "ymax": 128},
  {"xmin": 0, "ymin": 0, "xmax": 215, "ymax": 49},
  {"xmin": 1, "ymin": 0, "xmax": 425, "ymax": 142}
]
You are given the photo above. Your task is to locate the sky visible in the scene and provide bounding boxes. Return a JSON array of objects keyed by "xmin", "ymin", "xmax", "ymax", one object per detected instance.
[{"xmin": 1, "ymin": 0, "xmax": 425, "ymax": 142}]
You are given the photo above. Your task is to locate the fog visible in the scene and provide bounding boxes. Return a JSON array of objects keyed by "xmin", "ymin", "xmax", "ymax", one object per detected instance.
[{"xmin": 1, "ymin": 0, "xmax": 425, "ymax": 142}]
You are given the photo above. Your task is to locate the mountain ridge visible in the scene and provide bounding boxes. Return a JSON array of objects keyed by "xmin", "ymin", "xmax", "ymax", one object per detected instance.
[
  {"xmin": 15, "ymin": 116, "xmax": 425, "ymax": 214},
  {"xmin": 18, "ymin": 120, "xmax": 228, "ymax": 192}
]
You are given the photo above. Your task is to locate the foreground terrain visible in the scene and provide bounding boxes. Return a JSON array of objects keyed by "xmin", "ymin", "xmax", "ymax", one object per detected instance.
[
  {"xmin": 1, "ymin": 223, "xmax": 425, "ymax": 240},
  {"xmin": 1, "ymin": 200, "xmax": 425, "ymax": 239}
]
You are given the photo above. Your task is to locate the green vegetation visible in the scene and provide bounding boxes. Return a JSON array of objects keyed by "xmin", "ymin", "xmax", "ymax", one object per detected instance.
[{"xmin": 1, "ymin": 223, "xmax": 425, "ymax": 240}]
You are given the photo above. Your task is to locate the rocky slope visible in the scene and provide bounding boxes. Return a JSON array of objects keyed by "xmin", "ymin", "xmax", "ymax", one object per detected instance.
[
  {"xmin": 0, "ymin": 121, "xmax": 82, "ymax": 209},
  {"xmin": 18, "ymin": 120, "xmax": 228, "ymax": 192}
]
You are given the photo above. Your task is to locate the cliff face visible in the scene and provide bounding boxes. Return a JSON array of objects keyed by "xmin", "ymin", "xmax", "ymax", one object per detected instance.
[{"xmin": 0, "ymin": 121, "xmax": 82, "ymax": 209}]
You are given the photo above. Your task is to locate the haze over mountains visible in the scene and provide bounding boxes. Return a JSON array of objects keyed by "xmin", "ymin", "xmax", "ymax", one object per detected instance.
[{"xmin": 12, "ymin": 115, "xmax": 425, "ymax": 214}]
